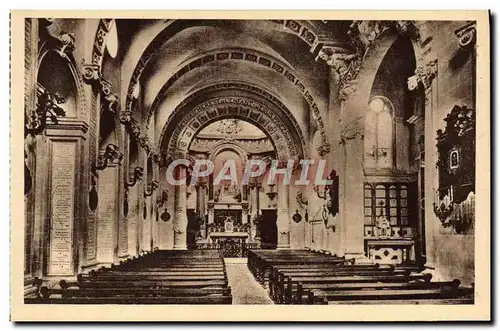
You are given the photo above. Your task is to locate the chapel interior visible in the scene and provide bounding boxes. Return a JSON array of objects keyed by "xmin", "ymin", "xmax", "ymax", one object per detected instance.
[{"xmin": 23, "ymin": 18, "xmax": 477, "ymax": 304}]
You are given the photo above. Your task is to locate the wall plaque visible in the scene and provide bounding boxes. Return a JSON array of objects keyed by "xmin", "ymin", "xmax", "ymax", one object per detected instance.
[
  {"xmin": 48, "ymin": 142, "xmax": 76, "ymax": 276},
  {"xmin": 97, "ymin": 167, "xmax": 117, "ymax": 263}
]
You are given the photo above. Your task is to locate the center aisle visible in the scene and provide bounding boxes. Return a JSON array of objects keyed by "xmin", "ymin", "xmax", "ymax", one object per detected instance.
[{"xmin": 224, "ymin": 258, "xmax": 274, "ymax": 305}]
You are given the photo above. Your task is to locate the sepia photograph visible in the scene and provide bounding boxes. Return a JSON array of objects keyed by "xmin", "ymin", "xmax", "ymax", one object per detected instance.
[{"xmin": 9, "ymin": 10, "xmax": 490, "ymax": 321}]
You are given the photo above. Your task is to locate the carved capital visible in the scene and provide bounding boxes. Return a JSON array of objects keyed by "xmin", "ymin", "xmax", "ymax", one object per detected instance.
[
  {"xmin": 82, "ymin": 63, "xmax": 101, "ymax": 85},
  {"xmin": 100, "ymin": 78, "xmax": 112, "ymax": 96},
  {"xmin": 128, "ymin": 122, "xmax": 141, "ymax": 139},
  {"xmin": 394, "ymin": 21, "xmax": 421, "ymax": 40},
  {"xmin": 127, "ymin": 166, "xmax": 144, "ymax": 187},
  {"xmin": 103, "ymin": 93, "xmax": 119, "ymax": 113},
  {"xmin": 407, "ymin": 59, "xmax": 438, "ymax": 91},
  {"xmin": 339, "ymin": 118, "xmax": 363, "ymax": 144},
  {"xmin": 455, "ymin": 21, "xmax": 476, "ymax": 48},
  {"xmin": 94, "ymin": 144, "xmax": 123, "ymax": 172},
  {"xmin": 56, "ymin": 33, "xmax": 75, "ymax": 59},
  {"xmin": 317, "ymin": 45, "xmax": 360, "ymax": 100},
  {"xmin": 317, "ymin": 142, "xmax": 331, "ymax": 156},
  {"xmin": 119, "ymin": 110, "xmax": 133, "ymax": 124},
  {"xmin": 348, "ymin": 20, "xmax": 392, "ymax": 49},
  {"xmin": 318, "ymin": 46, "xmax": 356, "ymax": 75}
]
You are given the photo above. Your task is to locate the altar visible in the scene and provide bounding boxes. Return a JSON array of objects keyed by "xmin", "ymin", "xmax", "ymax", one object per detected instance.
[{"xmin": 206, "ymin": 215, "xmax": 250, "ymax": 257}]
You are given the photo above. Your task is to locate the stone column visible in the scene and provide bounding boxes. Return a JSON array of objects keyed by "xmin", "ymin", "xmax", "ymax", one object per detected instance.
[
  {"xmin": 207, "ymin": 202, "xmax": 214, "ymax": 224},
  {"xmin": 196, "ymin": 184, "xmax": 207, "ymax": 239},
  {"xmin": 173, "ymin": 165, "xmax": 188, "ymax": 250},
  {"xmin": 276, "ymin": 181, "xmax": 290, "ymax": 249},
  {"xmin": 341, "ymin": 134, "xmax": 366, "ymax": 260},
  {"xmin": 97, "ymin": 161, "xmax": 119, "ymax": 264},
  {"xmin": 423, "ymin": 67, "xmax": 439, "ymax": 269},
  {"xmin": 127, "ymin": 184, "xmax": 139, "ymax": 257},
  {"xmin": 252, "ymin": 185, "xmax": 262, "ymax": 242}
]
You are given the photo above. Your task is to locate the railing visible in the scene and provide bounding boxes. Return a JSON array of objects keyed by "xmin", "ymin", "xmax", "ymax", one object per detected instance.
[{"xmin": 193, "ymin": 242, "xmax": 277, "ymax": 258}]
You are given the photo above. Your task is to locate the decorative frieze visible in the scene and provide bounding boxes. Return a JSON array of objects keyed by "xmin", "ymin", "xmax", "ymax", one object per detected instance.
[{"xmin": 163, "ymin": 96, "xmax": 306, "ymax": 161}]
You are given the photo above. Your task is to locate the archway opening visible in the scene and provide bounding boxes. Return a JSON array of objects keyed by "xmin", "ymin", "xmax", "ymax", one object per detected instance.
[{"xmin": 185, "ymin": 118, "xmax": 279, "ymax": 254}]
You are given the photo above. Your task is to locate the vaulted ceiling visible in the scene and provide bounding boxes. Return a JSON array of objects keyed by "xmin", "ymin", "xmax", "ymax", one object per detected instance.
[{"xmin": 112, "ymin": 19, "xmax": 353, "ymax": 147}]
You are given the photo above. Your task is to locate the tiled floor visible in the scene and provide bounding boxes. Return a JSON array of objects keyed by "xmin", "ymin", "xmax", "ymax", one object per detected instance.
[{"xmin": 224, "ymin": 258, "xmax": 274, "ymax": 305}]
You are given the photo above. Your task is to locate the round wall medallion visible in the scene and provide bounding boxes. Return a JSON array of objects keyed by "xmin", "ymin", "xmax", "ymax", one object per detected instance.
[
  {"xmin": 292, "ymin": 210, "xmax": 302, "ymax": 223},
  {"xmin": 161, "ymin": 209, "xmax": 171, "ymax": 222}
]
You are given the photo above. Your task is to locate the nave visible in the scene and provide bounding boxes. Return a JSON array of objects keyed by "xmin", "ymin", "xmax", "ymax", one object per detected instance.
[
  {"xmin": 25, "ymin": 249, "xmax": 474, "ymax": 305},
  {"xmin": 22, "ymin": 18, "xmax": 477, "ymax": 306}
]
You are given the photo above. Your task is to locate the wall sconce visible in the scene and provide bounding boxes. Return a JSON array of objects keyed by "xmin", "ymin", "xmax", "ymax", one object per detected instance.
[
  {"xmin": 313, "ymin": 169, "xmax": 339, "ymax": 217},
  {"xmin": 432, "ymin": 189, "xmax": 472, "ymax": 234},
  {"xmin": 156, "ymin": 189, "xmax": 168, "ymax": 207},
  {"xmin": 144, "ymin": 180, "xmax": 160, "ymax": 197},
  {"xmin": 94, "ymin": 144, "xmax": 123, "ymax": 172},
  {"xmin": 296, "ymin": 192, "xmax": 308, "ymax": 222},
  {"xmin": 266, "ymin": 184, "xmax": 278, "ymax": 201},
  {"xmin": 433, "ymin": 200, "xmax": 454, "ymax": 224},
  {"xmin": 126, "ymin": 166, "xmax": 144, "ymax": 187},
  {"xmin": 25, "ymin": 85, "xmax": 66, "ymax": 137}
]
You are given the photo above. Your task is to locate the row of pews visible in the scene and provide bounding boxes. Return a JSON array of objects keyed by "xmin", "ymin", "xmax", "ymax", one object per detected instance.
[
  {"xmin": 25, "ymin": 250, "xmax": 233, "ymax": 304},
  {"xmin": 248, "ymin": 249, "xmax": 474, "ymax": 305}
]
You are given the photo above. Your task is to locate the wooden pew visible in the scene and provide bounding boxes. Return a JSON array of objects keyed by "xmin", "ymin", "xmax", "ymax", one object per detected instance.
[
  {"xmin": 31, "ymin": 249, "xmax": 233, "ymax": 305},
  {"xmin": 25, "ymin": 295, "xmax": 233, "ymax": 304}
]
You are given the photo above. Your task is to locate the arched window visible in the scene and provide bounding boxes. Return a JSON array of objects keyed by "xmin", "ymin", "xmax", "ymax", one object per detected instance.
[{"xmin": 364, "ymin": 97, "xmax": 394, "ymax": 169}]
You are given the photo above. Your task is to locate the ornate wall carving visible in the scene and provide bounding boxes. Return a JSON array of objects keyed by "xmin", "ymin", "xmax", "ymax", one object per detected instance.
[
  {"xmin": 318, "ymin": 20, "xmax": 422, "ymax": 101},
  {"xmin": 159, "ymin": 83, "xmax": 308, "ymax": 158}
]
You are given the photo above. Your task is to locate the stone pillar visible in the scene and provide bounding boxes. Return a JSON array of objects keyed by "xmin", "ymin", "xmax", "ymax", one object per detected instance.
[
  {"xmin": 207, "ymin": 200, "xmax": 214, "ymax": 224},
  {"xmin": 196, "ymin": 184, "xmax": 207, "ymax": 239},
  {"xmin": 276, "ymin": 181, "xmax": 290, "ymax": 249},
  {"xmin": 424, "ymin": 71, "xmax": 439, "ymax": 268},
  {"xmin": 173, "ymin": 166, "xmax": 188, "ymax": 250},
  {"xmin": 97, "ymin": 162, "xmax": 119, "ymax": 264},
  {"xmin": 252, "ymin": 185, "xmax": 262, "ymax": 242},
  {"xmin": 242, "ymin": 206, "xmax": 248, "ymax": 224},
  {"xmin": 342, "ymin": 135, "xmax": 366, "ymax": 260},
  {"xmin": 127, "ymin": 184, "xmax": 139, "ymax": 257}
]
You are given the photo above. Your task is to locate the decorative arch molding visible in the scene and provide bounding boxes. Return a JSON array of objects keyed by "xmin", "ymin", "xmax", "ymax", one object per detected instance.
[
  {"xmin": 145, "ymin": 48, "xmax": 328, "ymax": 154},
  {"xmin": 158, "ymin": 82, "xmax": 309, "ymax": 158},
  {"xmin": 122, "ymin": 21, "xmax": 331, "ymax": 154},
  {"xmin": 82, "ymin": 19, "xmax": 119, "ymax": 101},
  {"xmin": 37, "ymin": 30, "xmax": 87, "ymax": 119},
  {"xmin": 207, "ymin": 141, "xmax": 250, "ymax": 166},
  {"xmin": 124, "ymin": 19, "xmax": 326, "ymax": 114},
  {"xmin": 160, "ymin": 96, "xmax": 305, "ymax": 162}
]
